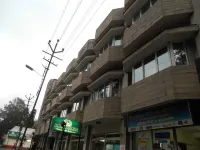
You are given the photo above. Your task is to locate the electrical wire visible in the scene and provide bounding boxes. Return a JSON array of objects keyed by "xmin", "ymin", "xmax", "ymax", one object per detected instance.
[
  {"xmin": 59, "ymin": 0, "xmax": 83, "ymax": 41},
  {"xmin": 42, "ymin": 0, "xmax": 71, "ymax": 65},
  {"xmin": 61, "ymin": 0, "xmax": 98, "ymax": 49},
  {"xmin": 62, "ymin": 0, "xmax": 107, "ymax": 57}
]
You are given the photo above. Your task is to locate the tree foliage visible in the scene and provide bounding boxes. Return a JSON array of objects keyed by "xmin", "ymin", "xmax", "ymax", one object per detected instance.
[{"xmin": 0, "ymin": 97, "xmax": 36, "ymax": 136}]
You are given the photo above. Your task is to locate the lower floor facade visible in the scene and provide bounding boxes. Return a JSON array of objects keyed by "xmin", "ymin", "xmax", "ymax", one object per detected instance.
[{"xmin": 35, "ymin": 100, "xmax": 200, "ymax": 150}]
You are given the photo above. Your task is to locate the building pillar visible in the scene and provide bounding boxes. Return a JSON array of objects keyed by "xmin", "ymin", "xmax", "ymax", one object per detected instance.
[
  {"xmin": 120, "ymin": 117, "xmax": 129, "ymax": 150},
  {"xmin": 83, "ymin": 126, "xmax": 92, "ymax": 150},
  {"xmin": 65, "ymin": 134, "xmax": 71, "ymax": 150},
  {"xmin": 191, "ymin": 0, "xmax": 200, "ymax": 56}
]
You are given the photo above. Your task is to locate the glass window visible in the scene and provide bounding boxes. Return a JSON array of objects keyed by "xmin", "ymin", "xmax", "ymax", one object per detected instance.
[
  {"xmin": 105, "ymin": 83, "xmax": 110, "ymax": 98},
  {"xmin": 144, "ymin": 54, "xmax": 157, "ymax": 78},
  {"xmin": 172, "ymin": 42, "xmax": 188, "ymax": 65},
  {"xmin": 112, "ymin": 80, "xmax": 120, "ymax": 97},
  {"xmin": 75, "ymin": 102, "xmax": 79, "ymax": 111},
  {"xmin": 151, "ymin": 0, "xmax": 158, "ymax": 5},
  {"xmin": 141, "ymin": 0, "xmax": 150, "ymax": 15},
  {"xmin": 99, "ymin": 86, "xmax": 105, "ymax": 99},
  {"xmin": 94, "ymin": 91, "xmax": 99, "ymax": 101},
  {"xmin": 114, "ymin": 35, "xmax": 122, "ymax": 46},
  {"xmin": 157, "ymin": 47, "xmax": 171, "ymax": 71},
  {"xmin": 133, "ymin": 62, "xmax": 143, "ymax": 83},
  {"xmin": 133, "ymin": 11, "xmax": 140, "ymax": 22}
]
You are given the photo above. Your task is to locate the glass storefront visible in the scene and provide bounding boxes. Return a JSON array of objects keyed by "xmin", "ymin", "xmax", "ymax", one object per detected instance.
[
  {"xmin": 131, "ymin": 127, "xmax": 200, "ymax": 150},
  {"xmin": 92, "ymin": 133, "xmax": 120, "ymax": 150},
  {"xmin": 70, "ymin": 135, "xmax": 84, "ymax": 150}
]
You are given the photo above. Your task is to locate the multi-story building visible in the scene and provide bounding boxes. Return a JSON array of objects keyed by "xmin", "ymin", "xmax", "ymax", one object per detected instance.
[{"xmin": 36, "ymin": 0, "xmax": 200, "ymax": 150}]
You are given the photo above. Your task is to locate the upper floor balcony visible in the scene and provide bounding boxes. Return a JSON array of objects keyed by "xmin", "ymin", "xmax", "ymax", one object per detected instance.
[
  {"xmin": 51, "ymin": 96, "xmax": 61, "ymax": 110},
  {"xmin": 59, "ymin": 86, "xmax": 73, "ymax": 103},
  {"xmin": 77, "ymin": 40, "xmax": 96, "ymax": 64},
  {"xmin": 55, "ymin": 72, "xmax": 67, "ymax": 93},
  {"xmin": 123, "ymin": 0, "xmax": 194, "ymax": 57},
  {"xmin": 83, "ymin": 97, "xmax": 121, "ymax": 124},
  {"xmin": 90, "ymin": 46, "xmax": 124, "ymax": 80},
  {"xmin": 66, "ymin": 58, "xmax": 77, "ymax": 76},
  {"xmin": 95, "ymin": 8, "xmax": 124, "ymax": 43},
  {"xmin": 121, "ymin": 66, "xmax": 200, "ymax": 113},
  {"xmin": 71, "ymin": 71, "xmax": 92, "ymax": 94},
  {"xmin": 66, "ymin": 110, "xmax": 84, "ymax": 123},
  {"xmin": 45, "ymin": 103, "xmax": 51, "ymax": 114}
]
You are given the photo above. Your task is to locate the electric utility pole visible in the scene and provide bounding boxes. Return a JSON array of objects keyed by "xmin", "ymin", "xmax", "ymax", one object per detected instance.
[
  {"xmin": 15, "ymin": 95, "xmax": 34, "ymax": 148},
  {"xmin": 18, "ymin": 39, "xmax": 64, "ymax": 150}
]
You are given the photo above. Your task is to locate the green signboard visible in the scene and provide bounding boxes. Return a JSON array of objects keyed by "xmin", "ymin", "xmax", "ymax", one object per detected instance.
[
  {"xmin": 8, "ymin": 131, "xmax": 20, "ymax": 139},
  {"xmin": 51, "ymin": 117, "xmax": 81, "ymax": 135}
]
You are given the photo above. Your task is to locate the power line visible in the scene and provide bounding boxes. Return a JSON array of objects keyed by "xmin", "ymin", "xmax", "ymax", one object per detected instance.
[
  {"xmin": 50, "ymin": 0, "xmax": 71, "ymax": 41},
  {"xmin": 42, "ymin": 0, "xmax": 70, "ymax": 65},
  {"xmin": 59, "ymin": 0, "xmax": 83, "ymax": 41},
  {"xmin": 62, "ymin": 0, "xmax": 107, "ymax": 57},
  {"xmin": 61, "ymin": 0, "xmax": 98, "ymax": 49}
]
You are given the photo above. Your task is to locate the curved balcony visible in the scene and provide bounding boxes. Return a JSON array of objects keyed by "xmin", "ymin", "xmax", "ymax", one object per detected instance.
[
  {"xmin": 66, "ymin": 110, "xmax": 84, "ymax": 123},
  {"xmin": 71, "ymin": 71, "xmax": 92, "ymax": 94},
  {"xmin": 77, "ymin": 39, "xmax": 95, "ymax": 64},
  {"xmin": 59, "ymin": 86, "xmax": 73, "ymax": 103},
  {"xmin": 83, "ymin": 97, "xmax": 121, "ymax": 124},
  {"xmin": 123, "ymin": 0, "xmax": 193, "ymax": 57},
  {"xmin": 51, "ymin": 96, "xmax": 61, "ymax": 109},
  {"xmin": 55, "ymin": 72, "xmax": 67, "ymax": 93},
  {"xmin": 95, "ymin": 8, "xmax": 124, "ymax": 43},
  {"xmin": 121, "ymin": 66, "xmax": 200, "ymax": 113},
  {"xmin": 90, "ymin": 46, "xmax": 124, "ymax": 80},
  {"xmin": 66, "ymin": 59, "xmax": 77, "ymax": 76}
]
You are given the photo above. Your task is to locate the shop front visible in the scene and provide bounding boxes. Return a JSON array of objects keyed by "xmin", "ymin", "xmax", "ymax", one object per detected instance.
[{"xmin": 127, "ymin": 100, "xmax": 200, "ymax": 150}]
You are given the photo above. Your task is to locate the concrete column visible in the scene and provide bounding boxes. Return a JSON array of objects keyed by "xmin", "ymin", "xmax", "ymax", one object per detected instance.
[
  {"xmin": 65, "ymin": 134, "xmax": 71, "ymax": 150},
  {"xmin": 122, "ymin": 73, "xmax": 128, "ymax": 89},
  {"xmin": 191, "ymin": 0, "xmax": 200, "ymax": 56},
  {"xmin": 120, "ymin": 118, "xmax": 129, "ymax": 150},
  {"xmin": 83, "ymin": 126, "xmax": 92, "ymax": 150}
]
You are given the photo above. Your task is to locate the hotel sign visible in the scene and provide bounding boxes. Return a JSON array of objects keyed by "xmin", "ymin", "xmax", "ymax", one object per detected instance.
[{"xmin": 51, "ymin": 117, "xmax": 81, "ymax": 135}]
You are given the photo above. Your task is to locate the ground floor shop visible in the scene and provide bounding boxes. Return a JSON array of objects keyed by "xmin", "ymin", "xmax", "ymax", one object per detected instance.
[{"xmin": 127, "ymin": 100, "xmax": 200, "ymax": 150}]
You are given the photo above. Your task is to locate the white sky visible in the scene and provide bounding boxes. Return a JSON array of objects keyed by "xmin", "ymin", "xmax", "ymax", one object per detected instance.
[{"xmin": 0, "ymin": 0, "xmax": 124, "ymax": 119}]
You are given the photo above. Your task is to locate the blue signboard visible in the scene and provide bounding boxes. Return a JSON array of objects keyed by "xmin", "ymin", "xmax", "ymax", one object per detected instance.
[{"xmin": 128, "ymin": 101, "xmax": 193, "ymax": 132}]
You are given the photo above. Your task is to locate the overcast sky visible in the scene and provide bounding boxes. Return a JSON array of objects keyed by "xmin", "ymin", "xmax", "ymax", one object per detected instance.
[{"xmin": 0, "ymin": 0, "xmax": 124, "ymax": 118}]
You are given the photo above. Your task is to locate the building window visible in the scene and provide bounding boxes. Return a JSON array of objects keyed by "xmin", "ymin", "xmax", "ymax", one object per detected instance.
[
  {"xmin": 114, "ymin": 35, "xmax": 122, "ymax": 46},
  {"xmin": 99, "ymin": 85, "xmax": 105, "ymax": 99},
  {"xmin": 172, "ymin": 42, "xmax": 188, "ymax": 65},
  {"xmin": 144, "ymin": 54, "xmax": 157, "ymax": 78},
  {"xmin": 141, "ymin": 0, "xmax": 150, "ymax": 15},
  {"xmin": 72, "ymin": 102, "xmax": 79, "ymax": 112},
  {"xmin": 133, "ymin": 11, "xmax": 140, "ymax": 23},
  {"xmin": 132, "ymin": 0, "xmax": 158, "ymax": 24},
  {"xmin": 157, "ymin": 47, "xmax": 171, "ymax": 71},
  {"xmin": 112, "ymin": 79, "xmax": 120, "ymax": 97},
  {"xmin": 131, "ymin": 42, "xmax": 189, "ymax": 84},
  {"xmin": 105, "ymin": 83, "xmax": 110, "ymax": 97},
  {"xmin": 133, "ymin": 62, "xmax": 143, "ymax": 83}
]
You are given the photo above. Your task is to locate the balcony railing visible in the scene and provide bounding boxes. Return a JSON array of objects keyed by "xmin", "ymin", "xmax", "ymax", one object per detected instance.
[
  {"xmin": 90, "ymin": 46, "xmax": 124, "ymax": 80},
  {"xmin": 71, "ymin": 71, "xmax": 92, "ymax": 93},
  {"xmin": 66, "ymin": 110, "xmax": 84, "ymax": 123},
  {"xmin": 95, "ymin": 8, "xmax": 124, "ymax": 43},
  {"xmin": 83, "ymin": 97, "xmax": 121, "ymax": 123},
  {"xmin": 123, "ymin": 0, "xmax": 193, "ymax": 57},
  {"xmin": 121, "ymin": 65, "xmax": 200, "ymax": 113},
  {"xmin": 59, "ymin": 86, "xmax": 73, "ymax": 103}
]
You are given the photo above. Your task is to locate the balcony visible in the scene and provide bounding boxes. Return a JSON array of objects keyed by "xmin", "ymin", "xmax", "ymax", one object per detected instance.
[
  {"xmin": 55, "ymin": 72, "xmax": 67, "ymax": 93},
  {"xmin": 71, "ymin": 71, "xmax": 92, "ymax": 93},
  {"xmin": 77, "ymin": 39, "xmax": 95, "ymax": 64},
  {"xmin": 66, "ymin": 110, "xmax": 84, "ymax": 123},
  {"xmin": 83, "ymin": 97, "xmax": 121, "ymax": 123},
  {"xmin": 51, "ymin": 96, "xmax": 61, "ymax": 109},
  {"xmin": 59, "ymin": 86, "xmax": 73, "ymax": 103},
  {"xmin": 123, "ymin": 0, "xmax": 193, "ymax": 57},
  {"xmin": 66, "ymin": 59, "xmax": 77, "ymax": 75},
  {"xmin": 69, "ymin": 91, "xmax": 91, "ymax": 102},
  {"xmin": 76, "ymin": 55, "xmax": 96, "ymax": 72},
  {"xmin": 46, "ymin": 103, "xmax": 51, "ymax": 113},
  {"xmin": 124, "ymin": 0, "xmax": 136, "ymax": 11},
  {"xmin": 121, "ymin": 66, "xmax": 200, "ymax": 113},
  {"xmin": 90, "ymin": 46, "xmax": 124, "ymax": 80},
  {"xmin": 95, "ymin": 8, "xmax": 124, "ymax": 43},
  {"xmin": 123, "ymin": 26, "xmax": 199, "ymax": 71}
]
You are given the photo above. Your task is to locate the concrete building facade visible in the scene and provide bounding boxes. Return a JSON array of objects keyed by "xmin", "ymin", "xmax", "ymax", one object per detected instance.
[{"xmin": 36, "ymin": 0, "xmax": 200, "ymax": 150}]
